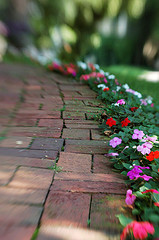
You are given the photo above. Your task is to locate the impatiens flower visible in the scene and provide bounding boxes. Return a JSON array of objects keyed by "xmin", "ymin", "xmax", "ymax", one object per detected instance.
[
  {"xmin": 120, "ymin": 221, "xmax": 155, "ymax": 240},
  {"xmin": 106, "ymin": 117, "xmax": 116, "ymax": 127},
  {"xmin": 127, "ymin": 166, "xmax": 151, "ymax": 180},
  {"xmin": 117, "ymin": 99, "xmax": 125, "ymax": 105},
  {"xmin": 103, "ymin": 78, "xmax": 107, "ymax": 83},
  {"xmin": 142, "ymin": 189, "xmax": 159, "ymax": 194},
  {"xmin": 103, "ymin": 87, "xmax": 109, "ymax": 91},
  {"xmin": 126, "ymin": 89, "xmax": 142, "ymax": 98},
  {"xmin": 137, "ymin": 142, "xmax": 153, "ymax": 155},
  {"xmin": 138, "ymin": 174, "xmax": 152, "ymax": 181},
  {"xmin": 66, "ymin": 67, "xmax": 76, "ymax": 76},
  {"xmin": 127, "ymin": 166, "xmax": 143, "ymax": 180},
  {"xmin": 154, "ymin": 202, "xmax": 159, "ymax": 207},
  {"xmin": 132, "ymin": 129, "xmax": 144, "ymax": 140},
  {"xmin": 122, "ymin": 84, "xmax": 129, "ymax": 89},
  {"xmin": 121, "ymin": 117, "xmax": 131, "ymax": 127},
  {"xmin": 130, "ymin": 107, "xmax": 139, "ymax": 111},
  {"xmin": 146, "ymin": 151, "xmax": 159, "ymax": 161},
  {"xmin": 125, "ymin": 189, "xmax": 136, "ymax": 205},
  {"xmin": 151, "ymin": 103, "xmax": 154, "ymax": 107},
  {"xmin": 109, "ymin": 137, "xmax": 122, "ymax": 148},
  {"xmin": 106, "ymin": 152, "xmax": 119, "ymax": 157},
  {"xmin": 140, "ymin": 99, "xmax": 147, "ymax": 106},
  {"xmin": 97, "ymin": 84, "xmax": 106, "ymax": 90},
  {"xmin": 80, "ymin": 74, "xmax": 90, "ymax": 81},
  {"xmin": 116, "ymin": 86, "xmax": 121, "ymax": 91},
  {"xmin": 143, "ymin": 135, "xmax": 158, "ymax": 143}
]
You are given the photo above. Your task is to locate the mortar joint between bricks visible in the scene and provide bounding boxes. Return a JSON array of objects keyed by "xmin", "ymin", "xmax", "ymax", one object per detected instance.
[
  {"xmin": 6, "ymin": 165, "xmax": 20, "ymax": 186},
  {"xmin": 91, "ymin": 155, "xmax": 94, "ymax": 173},
  {"xmin": 87, "ymin": 194, "xmax": 92, "ymax": 228},
  {"xmin": 31, "ymin": 160, "xmax": 60, "ymax": 236}
]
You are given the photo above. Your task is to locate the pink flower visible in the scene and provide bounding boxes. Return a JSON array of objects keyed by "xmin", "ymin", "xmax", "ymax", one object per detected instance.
[
  {"xmin": 137, "ymin": 142, "xmax": 153, "ymax": 155},
  {"xmin": 121, "ymin": 221, "xmax": 155, "ymax": 240},
  {"xmin": 109, "ymin": 137, "xmax": 122, "ymax": 148},
  {"xmin": 151, "ymin": 103, "xmax": 154, "ymax": 107},
  {"xmin": 137, "ymin": 174, "xmax": 152, "ymax": 181},
  {"xmin": 132, "ymin": 129, "xmax": 144, "ymax": 140},
  {"xmin": 140, "ymin": 99, "xmax": 147, "ymax": 106},
  {"xmin": 143, "ymin": 135, "xmax": 157, "ymax": 143},
  {"xmin": 117, "ymin": 99, "xmax": 125, "ymax": 105},
  {"xmin": 125, "ymin": 189, "xmax": 136, "ymax": 205},
  {"xmin": 106, "ymin": 152, "xmax": 119, "ymax": 157}
]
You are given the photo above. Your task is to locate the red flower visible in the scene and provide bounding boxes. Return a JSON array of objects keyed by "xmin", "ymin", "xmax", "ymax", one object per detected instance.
[
  {"xmin": 146, "ymin": 151, "xmax": 159, "ymax": 161},
  {"xmin": 142, "ymin": 189, "xmax": 159, "ymax": 194},
  {"xmin": 121, "ymin": 117, "xmax": 131, "ymax": 127},
  {"xmin": 106, "ymin": 117, "xmax": 116, "ymax": 127},
  {"xmin": 154, "ymin": 202, "xmax": 159, "ymax": 207},
  {"xmin": 121, "ymin": 221, "xmax": 155, "ymax": 240},
  {"xmin": 103, "ymin": 87, "xmax": 109, "ymax": 91},
  {"xmin": 130, "ymin": 107, "xmax": 138, "ymax": 112}
]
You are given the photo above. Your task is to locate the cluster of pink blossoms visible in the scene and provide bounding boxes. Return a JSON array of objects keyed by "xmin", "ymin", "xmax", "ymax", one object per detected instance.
[{"xmin": 80, "ymin": 72, "xmax": 105, "ymax": 81}]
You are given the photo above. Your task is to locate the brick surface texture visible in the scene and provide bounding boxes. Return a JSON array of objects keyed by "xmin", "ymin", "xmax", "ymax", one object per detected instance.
[{"xmin": 0, "ymin": 63, "xmax": 126, "ymax": 240}]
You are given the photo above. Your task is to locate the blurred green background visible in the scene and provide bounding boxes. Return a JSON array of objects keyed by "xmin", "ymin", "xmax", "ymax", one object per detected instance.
[
  {"xmin": 0, "ymin": 0, "xmax": 159, "ymax": 104},
  {"xmin": 1, "ymin": 0, "xmax": 159, "ymax": 69}
]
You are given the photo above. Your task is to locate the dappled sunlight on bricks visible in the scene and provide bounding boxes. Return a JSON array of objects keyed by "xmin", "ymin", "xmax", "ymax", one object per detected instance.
[{"xmin": 37, "ymin": 225, "xmax": 117, "ymax": 240}]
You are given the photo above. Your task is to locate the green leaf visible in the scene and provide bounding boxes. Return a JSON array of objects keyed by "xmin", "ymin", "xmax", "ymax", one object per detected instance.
[
  {"xmin": 149, "ymin": 214, "xmax": 159, "ymax": 223},
  {"xmin": 122, "ymin": 162, "xmax": 131, "ymax": 170},
  {"xmin": 114, "ymin": 163, "xmax": 123, "ymax": 170},
  {"xmin": 116, "ymin": 214, "xmax": 133, "ymax": 227},
  {"xmin": 121, "ymin": 170, "xmax": 128, "ymax": 176},
  {"xmin": 132, "ymin": 208, "xmax": 140, "ymax": 215}
]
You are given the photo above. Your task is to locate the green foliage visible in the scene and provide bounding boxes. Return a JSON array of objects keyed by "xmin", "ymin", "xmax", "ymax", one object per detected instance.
[{"xmin": 116, "ymin": 214, "xmax": 133, "ymax": 227}]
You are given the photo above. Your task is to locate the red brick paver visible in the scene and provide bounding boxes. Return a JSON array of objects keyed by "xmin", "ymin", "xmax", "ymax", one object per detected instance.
[{"xmin": 0, "ymin": 63, "xmax": 126, "ymax": 240}]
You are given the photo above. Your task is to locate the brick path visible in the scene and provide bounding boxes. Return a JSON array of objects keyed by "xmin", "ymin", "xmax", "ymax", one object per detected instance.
[{"xmin": 0, "ymin": 63, "xmax": 127, "ymax": 240}]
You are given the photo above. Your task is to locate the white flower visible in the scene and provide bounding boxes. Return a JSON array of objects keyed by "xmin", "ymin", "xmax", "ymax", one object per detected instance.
[
  {"xmin": 134, "ymin": 91, "xmax": 142, "ymax": 99},
  {"xmin": 116, "ymin": 86, "xmax": 121, "ymax": 92},
  {"xmin": 132, "ymin": 146, "xmax": 137, "ymax": 149},
  {"xmin": 112, "ymin": 103, "xmax": 120, "ymax": 106},
  {"xmin": 122, "ymin": 84, "xmax": 129, "ymax": 90},
  {"xmin": 94, "ymin": 64, "xmax": 100, "ymax": 70},
  {"xmin": 104, "ymin": 72, "xmax": 109, "ymax": 76},
  {"xmin": 97, "ymin": 84, "xmax": 106, "ymax": 90},
  {"xmin": 108, "ymin": 74, "xmax": 115, "ymax": 79},
  {"xmin": 77, "ymin": 61, "xmax": 87, "ymax": 69},
  {"xmin": 99, "ymin": 69, "xmax": 105, "ymax": 74},
  {"xmin": 146, "ymin": 96, "xmax": 153, "ymax": 104}
]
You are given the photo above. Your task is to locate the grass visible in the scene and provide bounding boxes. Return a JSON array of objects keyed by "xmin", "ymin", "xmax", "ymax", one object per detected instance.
[
  {"xmin": 103, "ymin": 65, "xmax": 159, "ymax": 105},
  {"xmin": 3, "ymin": 52, "xmax": 40, "ymax": 67}
]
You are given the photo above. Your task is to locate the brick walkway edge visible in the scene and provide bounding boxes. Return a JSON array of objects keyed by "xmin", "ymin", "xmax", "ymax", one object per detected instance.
[{"xmin": 0, "ymin": 63, "xmax": 127, "ymax": 240}]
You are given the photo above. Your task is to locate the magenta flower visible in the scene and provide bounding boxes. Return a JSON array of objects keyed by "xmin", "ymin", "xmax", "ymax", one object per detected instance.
[
  {"xmin": 127, "ymin": 166, "xmax": 143, "ymax": 180},
  {"xmin": 132, "ymin": 129, "xmax": 144, "ymax": 140},
  {"xmin": 125, "ymin": 189, "xmax": 136, "ymax": 205},
  {"xmin": 127, "ymin": 166, "xmax": 152, "ymax": 181},
  {"xmin": 103, "ymin": 78, "xmax": 108, "ymax": 83},
  {"xmin": 137, "ymin": 142, "xmax": 153, "ymax": 155},
  {"xmin": 109, "ymin": 137, "xmax": 122, "ymax": 148},
  {"xmin": 137, "ymin": 175, "xmax": 153, "ymax": 181},
  {"xmin": 117, "ymin": 99, "xmax": 125, "ymax": 105}
]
